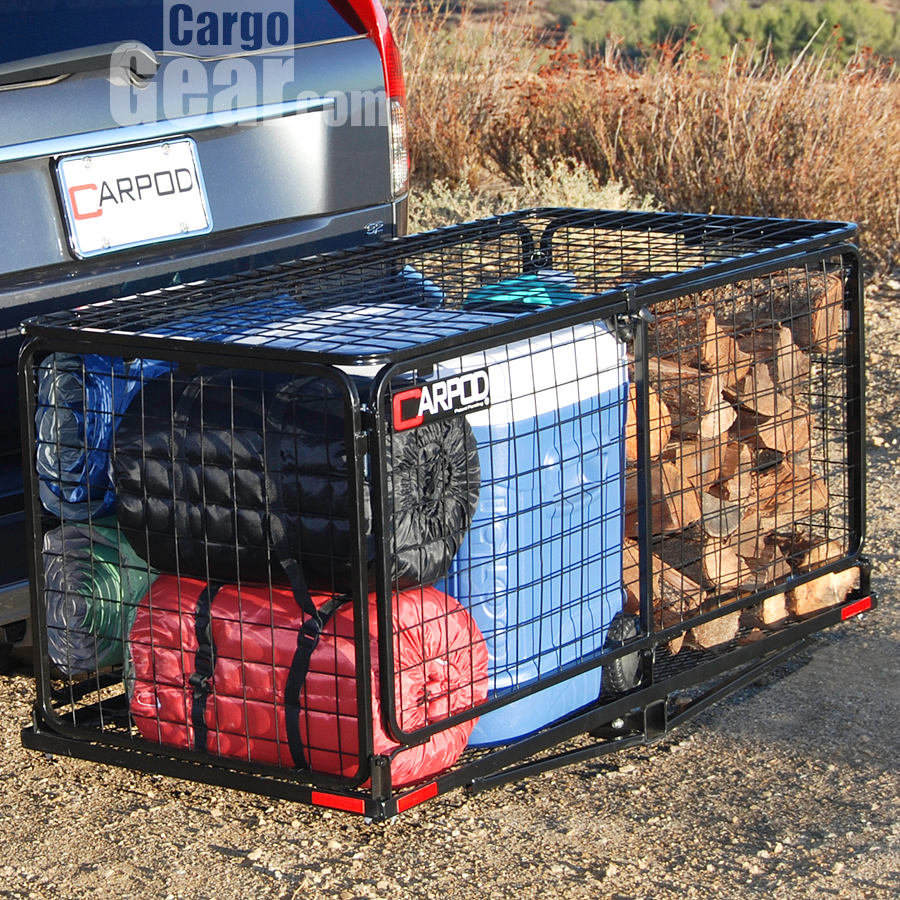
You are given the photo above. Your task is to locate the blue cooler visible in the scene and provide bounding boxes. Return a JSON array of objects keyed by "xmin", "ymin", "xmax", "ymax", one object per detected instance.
[{"xmin": 437, "ymin": 320, "xmax": 628, "ymax": 745}]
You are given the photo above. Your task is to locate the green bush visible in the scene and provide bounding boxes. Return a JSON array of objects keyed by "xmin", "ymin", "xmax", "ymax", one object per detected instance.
[{"xmin": 559, "ymin": 0, "xmax": 900, "ymax": 64}]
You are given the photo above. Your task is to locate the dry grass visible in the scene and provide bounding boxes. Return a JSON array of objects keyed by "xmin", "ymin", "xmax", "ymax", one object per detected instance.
[
  {"xmin": 391, "ymin": 0, "xmax": 541, "ymax": 185},
  {"xmin": 392, "ymin": 3, "xmax": 900, "ymax": 269}
]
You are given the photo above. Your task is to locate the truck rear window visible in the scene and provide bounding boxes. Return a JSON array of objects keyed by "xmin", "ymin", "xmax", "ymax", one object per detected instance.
[{"xmin": 0, "ymin": 1, "xmax": 364, "ymax": 68}]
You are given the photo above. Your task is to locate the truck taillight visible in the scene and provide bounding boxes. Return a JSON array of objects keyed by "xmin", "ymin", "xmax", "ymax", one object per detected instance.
[
  {"xmin": 333, "ymin": 0, "xmax": 409, "ymax": 197},
  {"xmin": 388, "ymin": 95, "xmax": 409, "ymax": 197}
]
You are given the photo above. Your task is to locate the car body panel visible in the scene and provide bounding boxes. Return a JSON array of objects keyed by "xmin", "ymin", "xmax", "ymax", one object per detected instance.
[{"xmin": 0, "ymin": 4, "xmax": 407, "ymax": 625}]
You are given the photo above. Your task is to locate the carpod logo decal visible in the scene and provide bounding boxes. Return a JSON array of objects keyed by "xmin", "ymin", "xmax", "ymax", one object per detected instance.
[
  {"xmin": 67, "ymin": 168, "xmax": 196, "ymax": 220},
  {"xmin": 392, "ymin": 371, "xmax": 491, "ymax": 432}
]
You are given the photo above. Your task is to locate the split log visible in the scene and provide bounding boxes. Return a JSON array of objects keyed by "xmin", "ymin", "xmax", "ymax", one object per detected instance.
[
  {"xmin": 732, "ymin": 399, "xmax": 811, "ymax": 455},
  {"xmin": 721, "ymin": 272, "xmax": 844, "ymax": 355},
  {"xmin": 740, "ymin": 538, "xmax": 794, "ymax": 588},
  {"xmin": 622, "ymin": 538, "xmax": 644, "ymax": 613},
  {"xmin": 684, "ymin": 608, "xmax": 741, "ymax": 650},
  {"xmin": 712, "ymin": 441, "xmax": 755, "ymax": 504},
  {"xmin": 625, "ymin": 463, "xmax": 703, "ymax": 535},
  {"xmin": 656, "ymin": 561, "xmax": 705, "ymax": 655},
  {"xmin": 788, "ymin": 568, "xmax": 858, "ymax": 617},
  {"xmin": 733, "ymin": 510, "xmax": 777, "ymax": 562},
  {"xmin": 700, "ymin": 491, "xmax": 742, "ymax": 539},
  {"xmin": 741, "ymin": 593, "xmax": 789, "ymax": 630},
  {"xmin": 652, "ymin": 311, "xmax": 751, "ymax": 385},
  {"xmin": 655, "ymin": 530, "xmax": 755, "ymax": 593},
  {"xmin": 724, "ymin": 363, "xmax": 782, "ymax": 417},
  {"xmin": 650, "ymin": 357, "xmax": 737, "ymax": 439},
  {"xmin": 760, "ymin": 592, "xmax": 789, "ymax": 626},
  {"xmin": 736, "ymin": 325, "xmax": 810, "ymax": 398},
  {"xmin": 624, "ymin": 381, "xmax": 672, "ymax": 461},
  {"xmin": 791, "ymin": 272, "xmax": 845, "ymax": 355},
  {"xmin": 755, "ymin": 463, "xmax": 830, "ymax": 527},
  {"xmin": 702, "ymin": 539, "xmax": 756, "ymax": 591},
  {"xmin": 622, "ymin": 538, "xmax": 701, "ymax": 655},
  {"xmin": 787, "ymin": 540, "xmax": 857, "ymax": 617},
  {"xmin": 668, "ymin": 438, "xmax": 721, "ymax": 491}
]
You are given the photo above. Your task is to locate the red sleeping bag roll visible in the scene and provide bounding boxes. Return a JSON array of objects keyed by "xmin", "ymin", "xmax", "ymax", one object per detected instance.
[{"xmin": 129, "ymin": 575, "xmax": 488, "ymax": 787}]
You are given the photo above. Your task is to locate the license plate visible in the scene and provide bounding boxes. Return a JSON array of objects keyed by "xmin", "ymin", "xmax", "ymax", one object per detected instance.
[{"xmin": 57, "ymin": 139, "xmax": 212, "ymax": 258}]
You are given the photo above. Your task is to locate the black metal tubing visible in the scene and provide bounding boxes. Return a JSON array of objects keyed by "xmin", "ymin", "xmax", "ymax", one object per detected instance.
[
  {"xmin": 466, "ymin": 732, "xmax": 649, "ymax": 795},
  {"xmin": 20, "ymin": 589, "xmax": 875, "ymax": 819},
  {"xmin": 463, "ymin": 636, "xmax": 811, "ymax": 797},
  {"xmin": 22, "ymin": 210, "xmax": 856, "ymax": 371},
  {"xmin": 21, "ymin": 715, "xmax": 392, "ymax": 817},
  {"xmin": 18, "ymin": 340, "xmax": 54, "ymax": 726},
  {"xmin": 631, "ymin": 298, "xmax": 656, "ymax": 662},
  {"xmin": 843, "ymin": 248, "xmax": 866, "ymax": 556},
  {"xmin": 19, "ymin": 336, "xmax": 379, "ymax": 793},
  {"xmin": 384, "ymin": 589, "xmax": 876, "ymax": 812},
  {"xmin": 18, "ymin": 209, "xmax": 868, "ymax": 815},
  {"xmin": 664, "ymin": 638, "xmax": 813, "ymax": 732}
]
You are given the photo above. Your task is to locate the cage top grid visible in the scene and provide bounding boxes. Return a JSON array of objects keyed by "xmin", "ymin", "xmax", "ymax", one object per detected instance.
[{"xmin": 22, "ymin": 208, "xmax": 855, "ymax": 366}]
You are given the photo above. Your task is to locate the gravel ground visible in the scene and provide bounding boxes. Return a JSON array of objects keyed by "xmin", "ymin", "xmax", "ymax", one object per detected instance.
[{"xmin": 0, "ymin": 279, "xmax": 896, "ymax": 900}]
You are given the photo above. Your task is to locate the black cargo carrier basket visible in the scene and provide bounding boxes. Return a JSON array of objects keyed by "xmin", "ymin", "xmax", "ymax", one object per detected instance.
[{"xmin": 19, "ymin": 208, "xmax": 873, "ymax": 820}]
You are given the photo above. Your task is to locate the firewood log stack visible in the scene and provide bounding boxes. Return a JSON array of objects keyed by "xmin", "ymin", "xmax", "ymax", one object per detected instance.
[{"xmin": 624, "ymin": 271, "xmax": 858, "ymax": 652}]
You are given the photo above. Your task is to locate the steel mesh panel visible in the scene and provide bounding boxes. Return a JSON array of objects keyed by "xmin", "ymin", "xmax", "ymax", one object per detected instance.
[
  {"xmin": 20, "ymin": 208, "xmax": 862, "ymax": 802},
  {"xmin": 29, "ymin": 209, "xmax": 851, "ymax": 363},
  {"xmin": 640, "ymin": 256, "xmax": 859, "ymax": 652},
  {"xmin": 379, "ymin": 318, "xmax": 629, "ymax": 743},
  {"xmin": 34, "ymin": 357, "xmax": 373, "ymax": 786}
]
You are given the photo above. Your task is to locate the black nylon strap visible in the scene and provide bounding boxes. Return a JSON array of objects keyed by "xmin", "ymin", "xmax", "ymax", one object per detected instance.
[
  {"xmin": 265, "ymin": 380, "xmax": 350, "ymax": 769},
  {"xmin": 284, "ymin": 595, "xmax": 347, "ymax": 769},
  {"xmin": 189, "ymin": 583, "xmax": 220, "ymax": 753}
]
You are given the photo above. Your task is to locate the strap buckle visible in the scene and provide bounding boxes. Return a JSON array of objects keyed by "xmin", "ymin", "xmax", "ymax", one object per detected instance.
[{"xmin": 188, "ymin": 671, "xmax": 212, "ymax": 696}]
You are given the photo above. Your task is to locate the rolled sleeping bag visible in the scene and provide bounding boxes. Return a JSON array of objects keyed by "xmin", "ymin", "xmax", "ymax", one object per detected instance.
[
  {"xmin": 42, "ymin": 522, "xmax": 156, "ymax": 676},
  {"xmin": 128, "ymin": 575, "xmax": 488, "ymax": 787},
  {"xmin": 35, "ymin": 353, "xmax": 173, "ymax": 520},
  {"xmin": 113, "ymin": 369, "xmax": 480, "ymax": 593}
]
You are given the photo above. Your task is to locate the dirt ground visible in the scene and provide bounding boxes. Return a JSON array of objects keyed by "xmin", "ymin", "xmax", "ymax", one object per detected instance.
[{"xmin": 0, "ymin": 279, "xmax": 896, "ymax": 900}]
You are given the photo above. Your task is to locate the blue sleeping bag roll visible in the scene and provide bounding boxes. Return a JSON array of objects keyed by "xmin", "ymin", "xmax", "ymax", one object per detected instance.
[{"xmin": 35, "ymin": 354, "xmax": 172, "ymax": 520}]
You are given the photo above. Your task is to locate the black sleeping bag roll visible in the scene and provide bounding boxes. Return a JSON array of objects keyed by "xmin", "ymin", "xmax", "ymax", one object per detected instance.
[{"xmin": 113, "ymin": 369, "xmax": 480, "ymax": 593}]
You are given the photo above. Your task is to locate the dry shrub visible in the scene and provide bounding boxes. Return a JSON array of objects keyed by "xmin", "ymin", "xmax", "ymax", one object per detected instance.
[
  {"xmin": 488, "ymin": 43, "xmax": 900, "ymax": 267},
  {"xmin": 390, "ymin": 0, "xmax": 539, "ymax": 185},
  {"xmin": 409, "ymin": 158, "xmax": 658, "ymax": 232},
  {"xmin": 394, "ymin": 3, "xmax": 900, "ymax": 269}
]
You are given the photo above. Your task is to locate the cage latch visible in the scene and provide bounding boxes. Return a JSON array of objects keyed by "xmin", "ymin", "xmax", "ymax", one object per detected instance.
[{"xmin": 612, "ymin": 306, "xmax": 655, "ymax": 343}]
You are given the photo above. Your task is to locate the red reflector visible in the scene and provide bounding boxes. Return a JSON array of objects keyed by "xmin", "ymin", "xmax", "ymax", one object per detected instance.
[
  {"xmin": 311, "ymin": 791, "xmax": 366, "ymax": 815},
  {"xmin": 841, "ymin": 596, "xmax": 872, "ymax": 620},
  {"xmin": 396, "ymin": 782, "xmax": 438, "ymax": 813}
]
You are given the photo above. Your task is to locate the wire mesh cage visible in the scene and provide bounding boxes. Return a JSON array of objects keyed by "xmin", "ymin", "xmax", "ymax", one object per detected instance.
[{"xmin": 19, "ymin": 208, "xmax": 869, "ymax": 818}]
